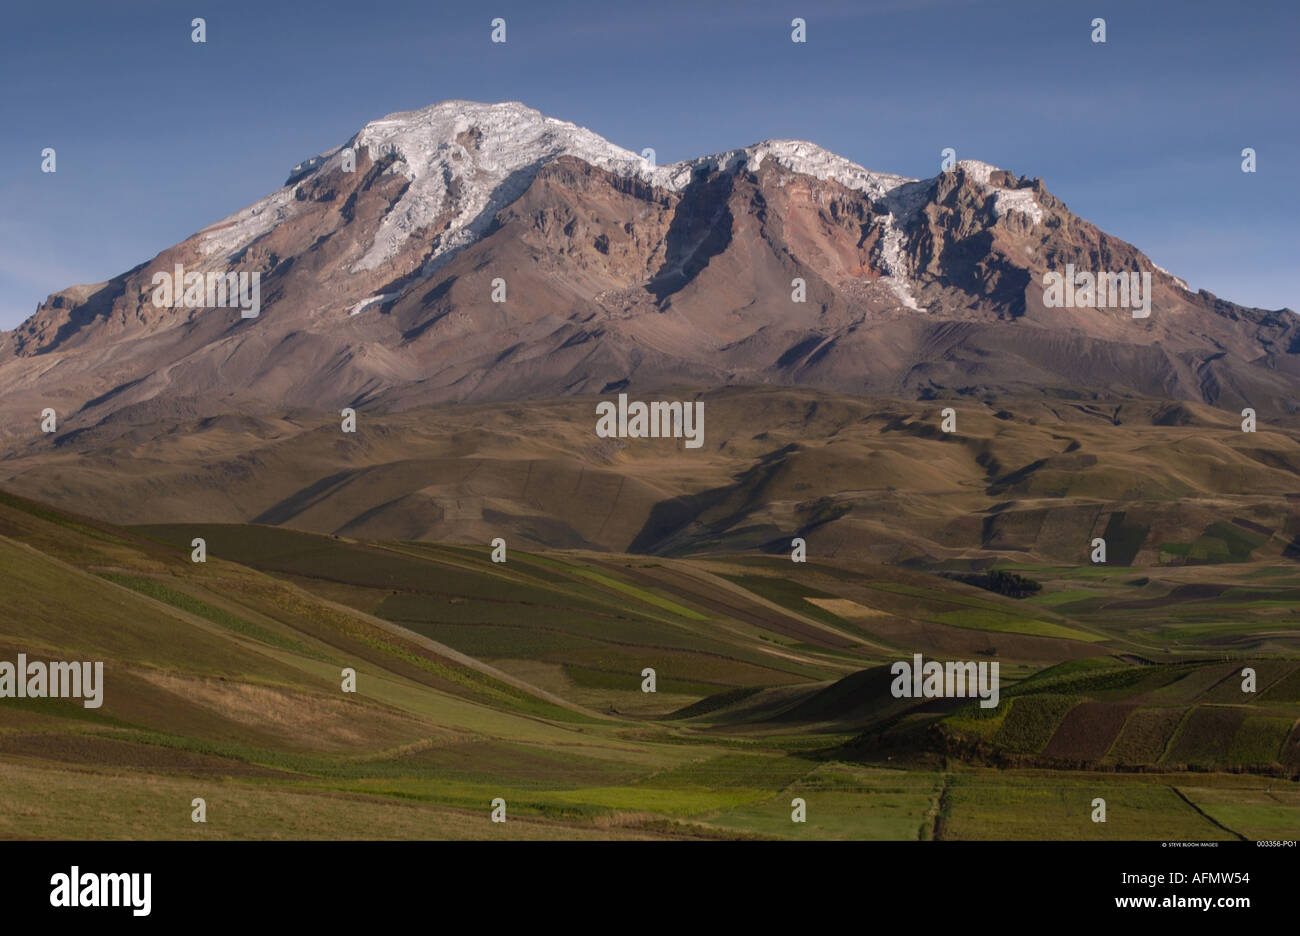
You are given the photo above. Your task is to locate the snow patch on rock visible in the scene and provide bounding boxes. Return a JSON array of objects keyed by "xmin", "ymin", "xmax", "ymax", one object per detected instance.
[
  {"xmin": 871, "ymin": 212, "xmax": 921, "ymax": 310},
  {"xmin": 956, "ymin": 159, "xmax": 1044, "ymax": 225},
  {"xmin": 1153, "ymin": 262, "xmax": 1191, "ymax": 292},
  {"xmin": 956, "ymin": 159, "xmax": 999, "ymax": 185},
  {"xmin": 989, "ymin": 188, "xmax": 1044, "ymax": 225},
  {"xmin": 198, "ymin": 186, "xmax": 303, "ymax": 259},
  {"xmin": 350, "ymin": 293, "xmax": 399, "ymax": 316}
]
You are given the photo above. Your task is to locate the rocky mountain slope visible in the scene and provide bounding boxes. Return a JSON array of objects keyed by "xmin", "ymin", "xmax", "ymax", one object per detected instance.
[
  {"xmin": 1, "ymin": 101, "xmax": 1297, "ymax": 556},
  {"xmin": 2, "ymin": 100, "xmax": 1296, "ymax": 450}
]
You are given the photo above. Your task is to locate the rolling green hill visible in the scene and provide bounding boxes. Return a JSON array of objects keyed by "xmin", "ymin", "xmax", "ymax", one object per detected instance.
[{"xmin": 0, "ymin": 488, "xmax": 1296, "ymax": 841}]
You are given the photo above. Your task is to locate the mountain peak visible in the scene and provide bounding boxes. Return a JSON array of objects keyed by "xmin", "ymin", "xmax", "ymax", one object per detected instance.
[
  {"xmin": 345, "ymin": 100, "xmax": 675, "ymax": 273},
  {"xmin": 954, "ymin": 158, "xmax": 1005, "ymax": 183},
  {"xmin": 950, "ymin": 158, "xmax": 1045, "ymax": 224},
  {"xmin": 202, "ymin": 101, "xmax": 949, "ymax": 277},
  {"xmin": 6, "ymin": 98, "xmax": 1297, "ymax": 440},
  {"xmin": 696, "ymin": 138, "xmax": 918, "ymax": 200},
  {"xmin": 199, "ymin": 100, "xmax": 669, "ymax": 270}
]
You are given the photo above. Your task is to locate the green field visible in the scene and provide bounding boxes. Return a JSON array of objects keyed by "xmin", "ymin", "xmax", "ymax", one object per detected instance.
[{"xmin": 0, "ymin": 490, "xmax": 1296, "ymax": 841}]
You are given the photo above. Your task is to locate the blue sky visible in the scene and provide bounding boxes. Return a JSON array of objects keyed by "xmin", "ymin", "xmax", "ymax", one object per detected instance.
[{"xmin": 0, "ymin": 0, "xmax": 1295, "ymax": 329}]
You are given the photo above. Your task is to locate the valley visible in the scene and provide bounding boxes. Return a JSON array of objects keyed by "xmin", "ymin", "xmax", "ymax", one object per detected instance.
[{"xmin": 0, "ymin": 487, "xmax": 1295, "ymax": 840}]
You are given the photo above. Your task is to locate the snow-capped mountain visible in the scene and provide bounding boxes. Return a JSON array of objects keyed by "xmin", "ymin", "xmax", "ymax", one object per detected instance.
[
  {"xmin": 202, "ymin": 101, "xmax": 935, "ymax": 298},
  {"xmin": 1, "ymin": 99, "xmax": 1295, "ymax": 446}
]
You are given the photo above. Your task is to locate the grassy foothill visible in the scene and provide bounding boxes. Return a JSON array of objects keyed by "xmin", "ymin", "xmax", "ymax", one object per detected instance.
[{"xmin": 0, "ymin": 490, "xmax": 1295, "ymax": 841}]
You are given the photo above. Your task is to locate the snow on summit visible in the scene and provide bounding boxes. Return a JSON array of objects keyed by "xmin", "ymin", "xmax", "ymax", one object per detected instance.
[
  {"xmin": 198, "ymin": 100, "xmax": 1041, "ymax": 290},
  {"xmin": 343, "ymin": 101, "xmax": 931, "ymax": 276},
  {"xmin": 347, "ymin": 101, "xmax": 678, "ymax": 273}
]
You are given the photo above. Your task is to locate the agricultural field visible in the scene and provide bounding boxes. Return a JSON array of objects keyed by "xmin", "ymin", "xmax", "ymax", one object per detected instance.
[{"xmin": 0, "ymin": 490, "xmax": 1296, "ymax": 841}]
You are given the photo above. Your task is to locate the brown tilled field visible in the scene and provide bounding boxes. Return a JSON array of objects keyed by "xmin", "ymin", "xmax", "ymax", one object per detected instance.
[{"xmin": 1040, "ymin": 701, "xmax": 1135, "ymax": 761}]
